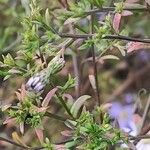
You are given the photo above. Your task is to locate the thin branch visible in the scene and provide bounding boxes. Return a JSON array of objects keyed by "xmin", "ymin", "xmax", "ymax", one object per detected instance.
[
  {"xmin": 139, "ymin": 95, "xmax": 150, "ymax": 133},
  {"xmin": 59, "ymin": 33, "xmax": 150, "ymax": 43},
  {"xmin": 85, "ymin": 6, "xmax": 148, "ymax": 15},
  {"xmin": 90, "ymin": 5, "xmax": 101, "ymax": 106},
  {"xmin": 134, "ymin": 124, "xmax": 150, "ymax": 145},
  {"xmin": 129, "ymin": 135, "xmax": 150, "ymax": 140}
]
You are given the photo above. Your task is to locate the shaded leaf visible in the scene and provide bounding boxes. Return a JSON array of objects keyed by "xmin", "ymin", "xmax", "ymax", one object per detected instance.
[
  {"xmin": 1, "ymin": 104, "xmax": 12, "ymax": 111},
  {"xmin": 61, "ymin": 130, "xmax": 73, "ymax": 137},
  {"xmin": 12, "ymin": 132, "xmax": 28, "ymax": 147},
  {"xmin": 35, "ymin": 128, "xmax": 44, "ymax": 143},
  {"xmin": 63, "ymin": 93, "xmax": 74, "ymax": 107},
  {"xmin": 64, "ymin": 17, "xmax": 80, "ymax": 25},
  {"xmin": 122, "ymin": 10, "xmax": 133, "ymax": 16},
  {"xmin": 64, "ymin": 119, "xmax": 77, "ymax": 129},
  {"xmin": 124, "ymin": 3, "xmax": 145, "ymax": 8},
  {"xmin": 3, "ymin": 118, "xmax": 15, "ymax": 125},
  {"xmin": 126, "ymin": 42, "xmax": 150, "ymax": 53},
  {"xmin": 42, "ymin": 87, "xmax": 58, "ymax": 107},
  {"xmin": 70, "ymin": 95, "xmax": 91, "ymax": 118},
  {"xmin": 20, "ymin": 123, "xmax": 24, "ymax": 135},
  {"xmin": 89, "ymin": 75, "xmax": 96, "ymax": 90}
]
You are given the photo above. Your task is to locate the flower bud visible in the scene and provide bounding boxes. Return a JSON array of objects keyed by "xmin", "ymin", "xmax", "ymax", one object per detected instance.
[
  {"xmin": 47, "ymin": 56, "xmax": 65, "ymax": 75},
  {"xmin": 26, "ymin": 56, "xmax": 65, "ymax": 94},
  {"xmin": 26, "ymin": 70, "xmax": 47, "ymax": 93}
]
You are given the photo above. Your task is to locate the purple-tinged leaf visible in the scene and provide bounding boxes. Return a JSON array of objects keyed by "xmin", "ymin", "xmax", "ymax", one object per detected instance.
[
  {"xmin": 122, "ymin": 10, "xmax": 133, "ymax": 16},
  {"xmin": 61, "ymin": 130, "xmax": 73, "ymax": 137},
  {"xmin": 12, "ymin": 132, "xmax": 28, "ymax": 147},
  {"xmin": 113, "ymin": 13, "xmax": 122, "ymax": 33},
  {"xmin": 126, "ymin": 42, "xmax": 149, "ymax": 53},
  {"xmin": 63, "ymin": 93, "xmax": 74, "ymax": 107},
  {"xmin": 70, "ymin": 95, "xmax": 91, "ymax": 118},
  {"xmin": 37, "ymin": 107, "xmax": 48, "ymax": 113},
  {"xmin": 42, "ymin": 87, "xmax": 58, "ymax": 107},
  {"xmin": 35, "ymin": 128, "xmax": 44, "ymax": 143},
  {"xmin": 55, "ymin": 144, "xmax": 66, "ymax": 150},
  {"xmin": 3, "ymin": 118, "xmax": 15, "ymax": 124}
]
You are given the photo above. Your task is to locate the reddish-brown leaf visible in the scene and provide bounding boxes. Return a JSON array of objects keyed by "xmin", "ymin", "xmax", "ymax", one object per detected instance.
[
  {"xmin": 113, "ymin": 13, "xmax": 122, "ymax": 33},
  {"xmin": 35, "ymin": 128, "xmax": 44, "ymax": 143},
  {"xmin": 42, "ymin": 87, "xmax": 58, "ymax": 107},
  {"xmin": 126, "ymin": 42, "xmax": 149, "ymax": 53},
  {"xmin": 122, "ymin": 10, "xmax": 133, "ymax": 16}
]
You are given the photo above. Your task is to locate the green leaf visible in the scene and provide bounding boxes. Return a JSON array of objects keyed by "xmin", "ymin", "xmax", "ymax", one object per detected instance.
[
  {"xmin": 100, "ymin": 55, "xmax": 120, "ymax": 60},
  {"xmin": 70, "ymin": 95, "xmax": 91, "ymax": 118},
  {"xmin": 64, "ymin": 17, "xmax": 80, "ymax": 25},
  {"xmin": 65, "ymin": 140, "xmax": 79, "ymax": 149}
]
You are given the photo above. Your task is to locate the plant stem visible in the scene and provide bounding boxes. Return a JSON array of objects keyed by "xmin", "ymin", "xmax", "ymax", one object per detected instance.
[
  {"xmin": 55, "ymin": 92, "xmax": 75, "ymax": 120},
  {"xmin": 85, "ymin": 6, "xmax": 148, "ymax": 15},
  {"xmin": 50, "ymin": 82, "xmax": 75, "ymax": 120},
  {"xmin": 59, "ymin": 33, "xmax": 150, "ymax": 43},
  {"xmin": 90, "ymin": 5, "xmax": 100, "ymax": 106}
]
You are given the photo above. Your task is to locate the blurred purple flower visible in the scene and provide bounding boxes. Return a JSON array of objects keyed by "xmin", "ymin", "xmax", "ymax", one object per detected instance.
[
  {"xmin": 124, "ymin": 93, "xmax": 135, "ymax": 104},
  {"xmin": 137, "ymin": 50, "xmax": 150, "ymax": 63},
  {"xmin": 108, "ymin": 98, "xmax": 137, "ymax": 136}
]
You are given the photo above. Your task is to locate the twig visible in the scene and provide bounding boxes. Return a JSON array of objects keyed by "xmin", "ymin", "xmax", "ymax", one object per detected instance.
[
  {"xmin": 55, "ymin": 92, "xmax": 75, "ymax": 120},
  {"xmin": 85, "ymin": 6, "xmax": 148, "ymax": 15},
  {"xmin": 59, "ymin": 33, "xmax": 150, "ymax": 43},
  {"xmin": 129, "ymin": 135, "xmax": 150, "ymax": 140},
  {"xmin": 90, "ymin": 5, "xmax": 100, "ymax": 106},
  {"xmin": 139, "ymin": 95, "xmax": 150, "ymax": 133},
  {"xmin": 134, "ymin": 124, "xmax": 150, "ymax": 145}
]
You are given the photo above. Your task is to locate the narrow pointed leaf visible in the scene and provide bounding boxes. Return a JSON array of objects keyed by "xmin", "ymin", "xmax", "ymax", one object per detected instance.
[
  {"xmin": 70, "ymin": 95, "xmax": 91, "ymax": 118},
  {"xmin": 42, "ymin": 87, "xmax": 58, "ymax": 107}
]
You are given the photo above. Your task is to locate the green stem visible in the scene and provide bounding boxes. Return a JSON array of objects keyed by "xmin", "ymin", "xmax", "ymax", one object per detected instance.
[
  {"xmin": 50, "ymin": 82, "xmax": 75, "ymax": 120},
  {"xmin": 55, "ymin": 93, "xmax": 75, "ymax": 120}
]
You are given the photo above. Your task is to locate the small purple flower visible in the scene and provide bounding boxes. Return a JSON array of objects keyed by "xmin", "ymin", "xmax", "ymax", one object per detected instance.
[{"xmin": 108, "ymin": 99, "xmax": 137, "ymax": 136}]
